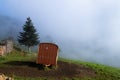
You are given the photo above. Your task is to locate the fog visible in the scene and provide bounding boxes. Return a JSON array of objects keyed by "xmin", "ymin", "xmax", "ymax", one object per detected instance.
[
  {"xmin": 0, "ymin": 15, "xmax": 22, "ymax": 40},
  {"xmin": 1, "ymin": 0, "xmax": 120, "ymax": 67}
]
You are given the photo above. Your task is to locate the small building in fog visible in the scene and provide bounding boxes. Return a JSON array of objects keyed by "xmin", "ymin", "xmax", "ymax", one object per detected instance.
[{"xmin": 0, "ymin": 38, "xmax": 13, "ymax": 56}]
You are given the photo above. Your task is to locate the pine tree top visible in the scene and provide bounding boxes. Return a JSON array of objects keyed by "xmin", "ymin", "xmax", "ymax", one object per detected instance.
[{"xmin": 18, "ymin": 17, "xmax": 39, "ymax": 47}]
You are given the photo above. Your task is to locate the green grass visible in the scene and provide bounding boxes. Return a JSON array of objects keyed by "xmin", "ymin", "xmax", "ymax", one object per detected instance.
[
  {"xmin": 0, "ymin": 49, "xmax": 120, "ymax": 80},
  {"xmin": 0, "ymin": 49, "xmax": 37, "ymax": 68},
  {"xmin": 0, "ymin": 49, "xmax": 36, "ymax": 62},
  {"xmin": 59, "ymin": 57, "xmax": 120, "ymax": 80}
]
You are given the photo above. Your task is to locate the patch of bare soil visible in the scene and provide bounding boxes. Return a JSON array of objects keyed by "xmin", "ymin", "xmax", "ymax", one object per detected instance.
[{"xmin": 0, "ymin": 61, "xmax": 96, "ymax": 79}]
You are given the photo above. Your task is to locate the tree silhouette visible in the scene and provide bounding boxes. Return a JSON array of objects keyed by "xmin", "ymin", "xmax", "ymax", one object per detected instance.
[{"xmin": 18, "ymin": 17, "xmax": 39, "ymax": 53}]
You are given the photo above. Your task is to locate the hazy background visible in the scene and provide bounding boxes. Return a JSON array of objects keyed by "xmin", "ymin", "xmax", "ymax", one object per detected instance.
[{"xmin": 0, "ymin": 0, "xmax": 120, "ymax": 67}]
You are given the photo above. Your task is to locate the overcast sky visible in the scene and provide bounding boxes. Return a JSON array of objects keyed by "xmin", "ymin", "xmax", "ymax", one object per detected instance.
[{"xmin": 1, "ymin": 0, "xmax": 120, "ymax": 67}]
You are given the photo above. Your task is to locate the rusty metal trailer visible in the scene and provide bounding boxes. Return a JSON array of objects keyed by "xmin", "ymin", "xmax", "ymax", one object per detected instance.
[{"xmin": 37, "ymin": 43, "xmax": 59, "ymax": 66}]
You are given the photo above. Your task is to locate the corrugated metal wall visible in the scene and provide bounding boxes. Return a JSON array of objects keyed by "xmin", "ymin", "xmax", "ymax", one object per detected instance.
[{"xmin": 37, "ymin": 43, "xmax": 58, "ymax": 66}]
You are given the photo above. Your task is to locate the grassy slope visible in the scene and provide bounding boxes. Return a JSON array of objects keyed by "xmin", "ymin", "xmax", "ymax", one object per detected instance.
[
  {"xmin": 0, "ymin": 49, "xmax": 120, "ymax": 80},
  {"xmin": 59, "ymin": 58, "xmax": 120, "ymax": 80}
]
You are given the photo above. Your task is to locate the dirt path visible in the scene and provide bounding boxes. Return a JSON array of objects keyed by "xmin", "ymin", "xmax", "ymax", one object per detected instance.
[{"xmin": 0, "ymin": 61, "xmax": 96, "ymax": 78}]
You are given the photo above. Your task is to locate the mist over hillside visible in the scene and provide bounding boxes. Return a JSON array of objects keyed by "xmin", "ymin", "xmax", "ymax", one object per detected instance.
[
  {"xmin": 1, "ymin": 1, "xmax": 120, "ymax": 68},
  {"xmin": 0, "ymin": 15, "xmax": 22, "ymax": 40},
  {"xmin": 1, "ymin": 15, "xmax": 120, "ymax": 68}
]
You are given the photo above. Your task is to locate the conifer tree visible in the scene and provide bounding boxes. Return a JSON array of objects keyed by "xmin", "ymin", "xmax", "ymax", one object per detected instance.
[{"xmin": 18, "ymin": 17, "xmax": 39, "ymax": 53}]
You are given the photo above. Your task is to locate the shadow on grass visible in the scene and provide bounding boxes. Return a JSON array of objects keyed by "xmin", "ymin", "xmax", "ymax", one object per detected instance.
[{"xmin": 4, "ymin": 61, "xmax": 45, "ymax": 70}]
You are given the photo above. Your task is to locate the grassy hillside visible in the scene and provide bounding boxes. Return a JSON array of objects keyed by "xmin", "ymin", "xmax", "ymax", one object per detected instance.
[
  {"xmin": 59, "ymin": 58, "xmax": 120, "ymax": 80},
  {"xmin": 0, "ymin": 48, "xmax": 120, "ymax": 80}
]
